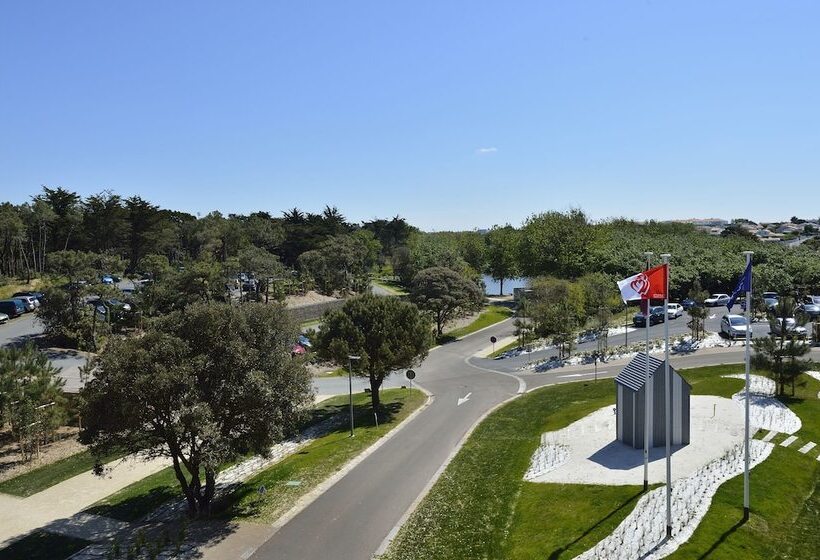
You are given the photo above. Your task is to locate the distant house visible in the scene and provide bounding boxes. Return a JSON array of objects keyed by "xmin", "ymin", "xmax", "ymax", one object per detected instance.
[
  {"xmin": 615, "ymin": 353, "xmax": 691, "ymax": 449},
  {"xmin": 776, "ymin": 223, "xmax": 801, "ymax": 234}
]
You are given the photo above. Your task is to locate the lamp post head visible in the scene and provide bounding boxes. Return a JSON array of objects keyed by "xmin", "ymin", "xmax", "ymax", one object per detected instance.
[
  {"xmin": 742, "ymin": 251, "xmax": 754, "ymax": 257},
  {"xmin": 643, "ymin": 251, "xmax": 654, "ymax": 257},
  {"xmin": 660, "ymin": 253, "xmax": 671, "ymax": 263}
]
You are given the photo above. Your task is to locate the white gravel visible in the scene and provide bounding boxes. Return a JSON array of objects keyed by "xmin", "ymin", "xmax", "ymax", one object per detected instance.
[
  {"xmin": 573, "ymin": 440, "xmax": 773, "ymax": 560},
  {"xmin": 524, "ymin": 443, "xmax": 569, "ymax": 481},
  {"xmin": 722, "ymin": 374, "xmax": 801, "ymax": 434}
]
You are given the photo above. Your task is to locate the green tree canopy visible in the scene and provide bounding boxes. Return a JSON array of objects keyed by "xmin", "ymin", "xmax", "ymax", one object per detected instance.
[
  {"xmin": 410, "ymin": 267, "xmax": 484, "ymax": 337},
  {"xmin": 79, "ymin": 302, "xmax": 312, "ymax": 517},
  {"xmin": 484, "ymin": 225, "xmax": 520, "ymax": 296},
  {"xmin": 315, "ymin": 294, "xmax": 432, "ymax": 411}
]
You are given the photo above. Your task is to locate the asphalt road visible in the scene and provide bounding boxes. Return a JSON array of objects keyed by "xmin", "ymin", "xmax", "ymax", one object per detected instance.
[
  {"xmin": 251, "ymin": 320, "xmax": 523, "ymax": 560},
  {"xmin": 494, "ymin": 305, "xmax": 773, "ymax": 372},
  {"xmin": 252, "ymin": 318, "xmax": 820, "ymax": 560}
]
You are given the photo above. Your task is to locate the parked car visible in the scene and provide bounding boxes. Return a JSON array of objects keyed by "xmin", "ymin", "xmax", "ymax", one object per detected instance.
[
  {"xmin": 88, "ymin": 298, "xmax": 133, "ymax": 320},
  {"xmin": 681, "ymin": 298, "xmax": 697, "ymax": 310},
  {"xmin": 797, "ymin": 296, "xmax": 820, "ymax": 319},
  {"xmin": 720, "ymin": 314, "xmax": 752, "ymax": 339},
  {"xmin": 0, "ymin": 312, "xmax": 8, "ymax": 324},
  {"xmin": 12, "ymin": 291, "xmax": 45, "ymax": 305},
  {"xmin": 101, "ymin": 275, "xmax": 115, "ymax": 284},
  {"xmin": 12, "ymin": 296, "xmax": 36, "ymax": 312},
  {"xmin": 770, "ymin": 318, "xmax": 808, "ymax": 338},
  {"xmin": 704, "ymin": 293, "xmax": 730, "ymax": 307},
  {"xmin": 666, "ymin": 303, "xmax": 683, "ymax": 319},
  {"xmin": 762, "ymin": 292, "xmax": 779, "ymax": 309},
  {"xmin": 0, "ymin": 299, "xmax": 26, "ymax": 319},
  {"xmin": 634, "ymin": 306, "xmax": 666, "ymax": 327}
]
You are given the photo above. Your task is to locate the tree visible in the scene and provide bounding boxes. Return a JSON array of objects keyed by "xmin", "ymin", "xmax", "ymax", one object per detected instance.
[
  {"xmin": 410, "ymin": 267, "xmax": 484, "ymax": 337},
  {"xmin": 519, "ymin": 209, "xmax": 593, "ymax": 279},
  {"xmin": 238, "ymin": 246, "xmax": 285, "ymax": 303},
  {"xmin": 0, "ymin": 344, "xmax": 67, "ymax": 462},
  {"xmin": 527, "ymin": 277, "xmax": 586, "ymax": 359},
  {"xmin": 752, "ymin": 297, "xmax": 812, "ymax": 395},
  {"xmin": 484, "ymin": 225, "xmax": 519, "ymax": 296},
  {"xmin": 316, "ymin": 294, "xmax": 432, "ymax": 411},
  {"xmin": 79, "ymin": 302, "xmax": 313, "ymax": 517}
]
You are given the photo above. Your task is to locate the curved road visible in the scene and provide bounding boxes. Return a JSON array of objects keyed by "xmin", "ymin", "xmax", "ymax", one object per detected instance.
[{"xmin": 251, "ymin": 319, "xmax": 820, "ymax": 560}]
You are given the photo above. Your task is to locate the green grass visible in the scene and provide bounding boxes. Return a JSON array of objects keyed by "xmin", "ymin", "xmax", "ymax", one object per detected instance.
[
  {"xmin": 0, "ymin": 530, "xmax": 90, "ymax": 560},
  {"xmin": 371, "ymin": 278, "xmax": 408, "ymax": 296},
  {"xmin": 317, "ymin": 367, "xmax": 347, "ymax": 378},
  {"xmin": 381, "ymin": 378, "xmax": 616, "ymax": 560},
  {"xmin": 488, "ymin": 339, "xmax": 520, "ymax": 358},
  {"xmin": 0, "ymin": 448, "xmax": 127, "ymax": 498},
  {"xmin": 218, "ymin": 388, "xmax": 425, "ymax": 523},
  {"xmin": 83, "ymin": 466, "xmax": 180, "ymax": 522},
  {"xmin": 0, "ymin": 278, "xmax": 42, "ymax": 300},
  {"xmin": 382, "ymin": 364, "xmax": 820, "ymax": 560},
  {"xmin": 299, "ymin": 318, "xmax": 322, "ymax": 330},
  {"xmin": 669, "ymin": 371, "xmax": 820, "ymax": 560},
  {"xmin": 438, "ymin": 305, "xmax": 513, "ymax": 343}
]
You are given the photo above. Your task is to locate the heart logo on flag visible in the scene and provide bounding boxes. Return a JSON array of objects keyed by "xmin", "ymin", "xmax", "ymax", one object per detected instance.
[{"xmin": 630, "ymin": 273, "xmax": 649, "ymax": 296}]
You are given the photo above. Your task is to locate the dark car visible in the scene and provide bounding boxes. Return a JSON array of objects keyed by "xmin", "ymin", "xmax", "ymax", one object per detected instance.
[
  {"xmin": 0, "ymin": 299, "xmax": 26, "ymax": 319},
  {"xmin": 681, "ymin": 298, "xmax": 697, "ymax": 310},
  {"xmin": 634, "ymin": 306, "xmax": 666, "ymax": 327}
]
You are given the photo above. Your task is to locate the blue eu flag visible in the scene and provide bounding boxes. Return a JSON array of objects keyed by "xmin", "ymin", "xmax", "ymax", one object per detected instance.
[{"xmin": 727, "ymin": 260, "xmax": 752, "ymax": 310}]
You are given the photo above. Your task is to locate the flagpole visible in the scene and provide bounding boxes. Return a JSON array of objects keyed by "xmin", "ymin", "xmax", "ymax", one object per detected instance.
[
  {"xmin": 743, "ymin": 250, "xmax": 754, "ymax": 522},
  {"xmin": 661, "ymin": 253, "xmax": 672, "ymax": 538},
  {"xmin": 643, "ymin": 251, "xmax": 653, "ymax": 492}
]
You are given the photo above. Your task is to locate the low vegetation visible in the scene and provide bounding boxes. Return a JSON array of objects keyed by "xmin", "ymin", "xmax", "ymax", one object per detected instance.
[
  {"xmin": 220, "ymin": 388, "xmax": 425, "ymax": 523},
  {"xmin": 0, "ymin": 447, "xmax": 126, "ymax": 497},
  {"xmin": 0, "ymin": 531, "xmax": 90, "ymax": 560},
  {"xmin": 381, "ymin": 364, "xmax": 819, "ymax": 560},
  {"xmin": 439, "ymin": 304, "xmax": 513, "ymax": 343}
]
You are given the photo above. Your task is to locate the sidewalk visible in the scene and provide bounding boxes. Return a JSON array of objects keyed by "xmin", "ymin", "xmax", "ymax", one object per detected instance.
[{"xmin": 0, "ymin": 453, "xmax": 170, "ymax": 547}]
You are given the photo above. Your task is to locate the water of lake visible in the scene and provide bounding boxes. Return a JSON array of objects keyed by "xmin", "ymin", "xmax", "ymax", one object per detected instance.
[{"xmin": 482, "ymin": 275, "xmax": 528, "ymax": 295}]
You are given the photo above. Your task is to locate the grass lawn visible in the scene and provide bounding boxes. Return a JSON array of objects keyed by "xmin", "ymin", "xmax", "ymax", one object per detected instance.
[
  {"xmin": 83, "ymin": 466, "xmax": 180, "ymax": 522},
  {"xmin": 299, "ymin": 318, "xmax": 322, "ymax": 331},
  {"xmin": 488, "ymin": 339, "xmax": 520, "ymax": 358},
  {"xmin": 371, "ymin": 278, "xmax": 408, "ymax": 296},
  {"xmin": 0, "ymin": 278, "xmax": 42, "ymax": 300},
  {"xmin": 0, "ymin": 448, "xmax": 127, "ymax": 498},
  {"xmin": 79, "ymin": 388, "xmax": 425, "ymax": 525},
  {"xmin": 0, "ymin": 530, "xmax": 90, "ymax": 560},
  {"xmin": 438, "ymin": 305, "xmax": 513, "ymax": 343},
  {"xmin": 217, "ymin": 388, "xmax": 425, "ymax": 523},
  {"xmin": 317, "ymin": 366, "xmax": 347, "ymax": 378},
  {"xmin": 381, "ymin": 364, "xmax": 820, "ymax": 560}
]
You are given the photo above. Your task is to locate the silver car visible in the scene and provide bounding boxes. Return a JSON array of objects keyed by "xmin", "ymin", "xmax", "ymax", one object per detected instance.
[
  {"xmin": 797, "ymin": 296, "xmax": 820, "ymax": 319},
  {"xmin": 13, "ymin": 296, "xmax": 37, "ymax": 312},
  {"xmin": 770, "ymin": 318, "xmax": 808, "ymax": 338},
  {"xmin": 721, "ymin": 315, "xmax": 751, "ymax": 339},
  {"xmin": 0, "ymin": 312, "xmax": 8, "ymax": 324}
]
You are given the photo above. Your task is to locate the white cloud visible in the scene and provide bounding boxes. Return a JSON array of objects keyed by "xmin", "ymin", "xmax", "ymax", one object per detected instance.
[{"xmin": 475, "ymin": 147, "xmax": 497, "ymax": 155}]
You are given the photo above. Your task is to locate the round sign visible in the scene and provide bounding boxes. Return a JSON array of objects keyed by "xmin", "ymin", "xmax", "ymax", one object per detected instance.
[
  {"xmin": 406, "ymin": 369, "xmax": 416, "ymax": 380},
  {"xmin": 490, "ymin": 336, "xmax": 497, "ymax": 343}
]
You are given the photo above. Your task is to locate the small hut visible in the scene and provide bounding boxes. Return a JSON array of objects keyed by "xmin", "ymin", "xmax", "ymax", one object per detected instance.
[{"xmin": 615, "ymin": 353, "xmax": 691, "ymax": 449}]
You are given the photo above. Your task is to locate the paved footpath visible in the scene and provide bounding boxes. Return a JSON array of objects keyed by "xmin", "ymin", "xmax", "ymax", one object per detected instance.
[{"xmin": 0, "ymin": 453, "xmax": 169, "ymax": 548}]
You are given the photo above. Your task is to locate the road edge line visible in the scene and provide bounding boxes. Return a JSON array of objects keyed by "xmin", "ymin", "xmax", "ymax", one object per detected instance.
[
  {"xmin": 373, "ymin": 390, "xmax": 523, "ymax": 558},
  {"xmin": 259, "ymin": 383, "xmax": 435, "ymax": 538},
  {"xmin": 463, "ymin": 356, "xmax": 526, "ymax": 394}
]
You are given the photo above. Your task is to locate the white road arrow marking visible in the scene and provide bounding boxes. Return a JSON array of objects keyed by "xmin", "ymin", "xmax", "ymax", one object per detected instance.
[{"xmin": 457, "ymin": 392, "xmax": 472, "ymax": 406}]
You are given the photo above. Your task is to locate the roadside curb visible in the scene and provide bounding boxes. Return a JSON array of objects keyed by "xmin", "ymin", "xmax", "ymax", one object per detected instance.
[
  {"xmin": 373, "ymin": 389, "xmax": 523, "ymax": 558},
  {"xmin": 233, "ymin": 383, "xmax": 436, "ymax": 559}
]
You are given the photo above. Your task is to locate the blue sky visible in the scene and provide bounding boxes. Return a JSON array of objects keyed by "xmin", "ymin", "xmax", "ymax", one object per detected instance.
[{"xmin": 2, "ymin": 2, "xmax": 819, "ymax": 230}]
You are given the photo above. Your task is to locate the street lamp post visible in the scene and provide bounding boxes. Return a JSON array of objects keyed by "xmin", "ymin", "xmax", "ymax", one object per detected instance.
[{"xmin": 348, "ymin": 355, "xmax": 361, "ymax": 438}]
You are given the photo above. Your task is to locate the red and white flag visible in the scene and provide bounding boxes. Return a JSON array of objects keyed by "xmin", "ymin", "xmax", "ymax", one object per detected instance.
[{"xmin": 617, "ymin": 264, "xmax": 668, "ymax": 302}]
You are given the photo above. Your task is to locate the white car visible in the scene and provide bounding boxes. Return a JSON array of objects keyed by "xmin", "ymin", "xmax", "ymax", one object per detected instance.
[
  {"xmin": 704, "ymin": 293, "xmax": 730, "ymax": 307},
  {"xmin": 0, "ymin": 312, "xmax": 8, "ymax": 324},
  {"xmin": 666, "ymin": 303, "xmax": 683, "ymax": 319},
  {"xmin": 721, "ymin": 314, "xmax": 751, "ymax": 339}
]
